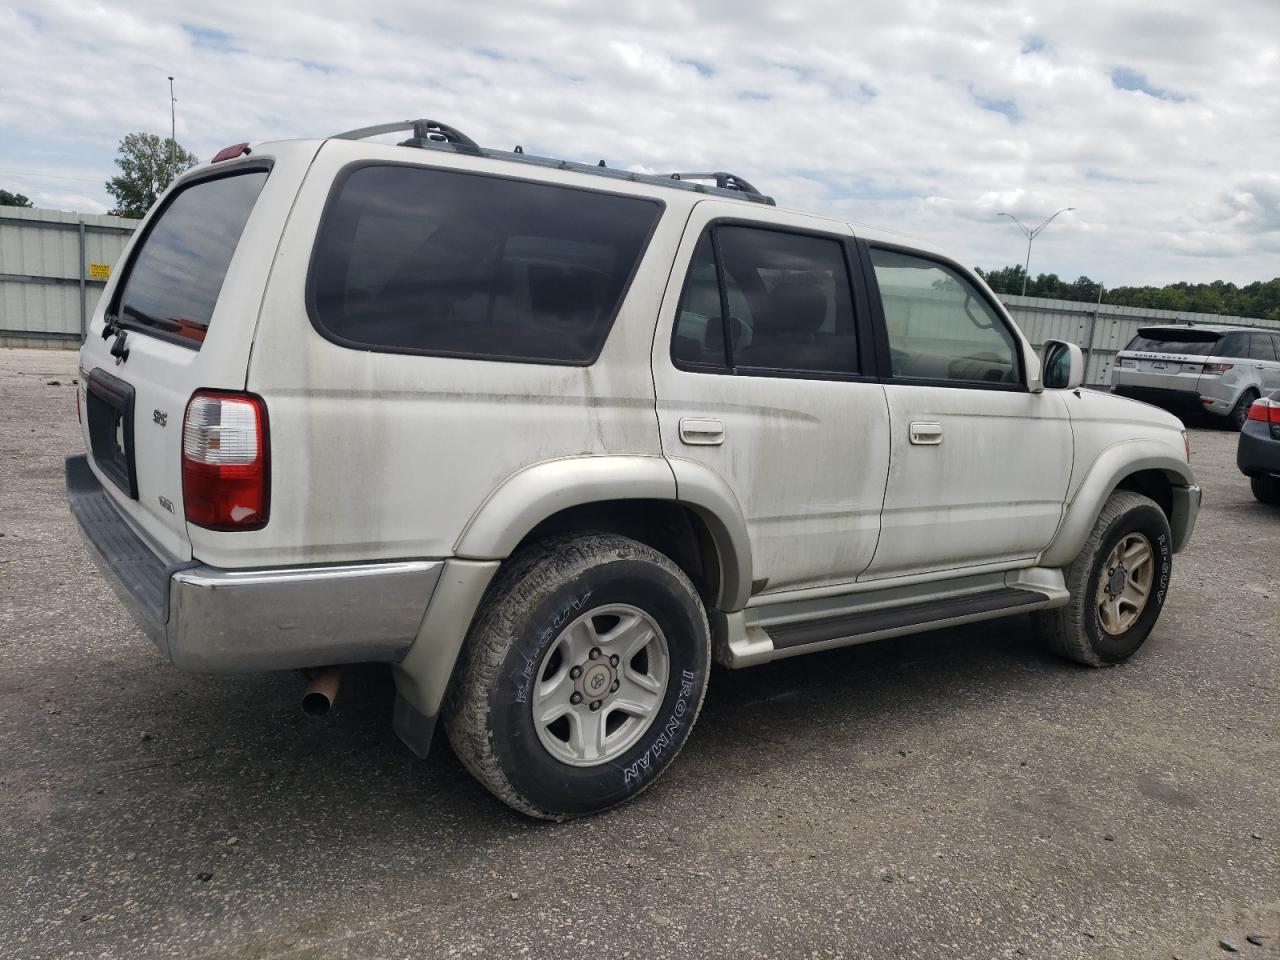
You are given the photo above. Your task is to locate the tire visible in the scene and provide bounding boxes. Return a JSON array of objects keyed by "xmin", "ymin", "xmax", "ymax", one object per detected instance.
[
  {"xmin": 1033, "ymin": 491, "xmax": 1173, "ymax": 667},
  {"xmin": 1252, "ymin": 474, "xmax": 1280, "ymax": 505},
  {"xmin": 1229, "ymin": 390, "xmax": 1259, "ymax": 431},
  {"xmin": 444, "ymin": 533, "xmax": 711, "ymax": 820}
]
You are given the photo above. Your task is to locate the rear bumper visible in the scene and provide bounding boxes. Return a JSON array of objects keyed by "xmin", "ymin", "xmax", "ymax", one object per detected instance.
[
  {"xmin": 1111, "ymin": 384, "xmax": 1218, "ymax": 418},
  {"xmin": 66, "ymin": 455, "xmax": 442, "ymax": 673},
  {"xmin": 1238, "ymin": 423, "xmax": 1280, "ymax": 478}
]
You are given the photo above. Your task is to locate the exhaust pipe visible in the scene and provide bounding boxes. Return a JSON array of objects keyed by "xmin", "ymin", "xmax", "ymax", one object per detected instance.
[{"xmin": 302, "ymin": 668, "xmax": 342, "ymax": 718}]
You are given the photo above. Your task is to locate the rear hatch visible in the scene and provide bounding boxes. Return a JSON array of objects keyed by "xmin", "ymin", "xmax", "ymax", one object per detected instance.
[
  {"xmin": 1114, "ymin": 327, "xmax": 1222, "ymax": 389},
  {"xmin": 78, "ymin": 147, "xmax": 313, "ymax": 562}
]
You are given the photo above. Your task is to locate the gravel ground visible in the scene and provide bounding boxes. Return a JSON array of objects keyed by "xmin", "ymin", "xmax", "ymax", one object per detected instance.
[{"xmin": 1, "ymin": 346, "xmax": 1277, "ymax": 960}]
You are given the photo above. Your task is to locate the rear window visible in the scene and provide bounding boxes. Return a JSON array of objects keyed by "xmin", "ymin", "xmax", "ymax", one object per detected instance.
[
  {"xmin": 114, "ymin": 170, "xmax": 269, "ymax": 347},
  {"xmin": 1124, "ymin": 329, "xmax": 1221, "ymax": 356},
  {"xmin": 308, "ymin": 165, "xmax": 661, "ymax": 364}
]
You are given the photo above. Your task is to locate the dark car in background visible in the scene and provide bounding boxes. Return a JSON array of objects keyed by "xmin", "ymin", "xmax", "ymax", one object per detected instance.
[{"xmin": 1238, "ymin": 390, "xmax": 1280, "ymax": 504}]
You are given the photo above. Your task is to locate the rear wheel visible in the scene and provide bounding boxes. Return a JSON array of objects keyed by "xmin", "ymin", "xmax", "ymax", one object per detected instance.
[
  {"xmin": 444, "ymin": 533, "xmax": 711, "ymax": 820},
  {"xmin": 1229, "ymin": 390, "xmax": 1259, "ymax": 431},
  {"xmin": 1034, "ymin": 491, "xmax": 1173, "ymax": 666},
  {"xmin": 1252, "ymin": 474, "xmax": 1280, "ymax": 505}
]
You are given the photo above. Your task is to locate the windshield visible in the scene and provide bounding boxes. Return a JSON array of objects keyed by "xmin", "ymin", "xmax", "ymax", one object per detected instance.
[{"xmin": 113, "ymin": 170, "xmax": 268, "ymax": 347}]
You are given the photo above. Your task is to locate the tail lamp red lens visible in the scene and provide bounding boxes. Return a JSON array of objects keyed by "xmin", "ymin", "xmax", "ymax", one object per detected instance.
[
  {"xmin": 1202, "ymin": 362, "xmax": 1233, "ymax": 374},
  {"xmin": 181, "ymin": 391, "xmax": 269, "ymax": 530},
  {"xmin": 1247, "ymin": 398, "xmax": 1280, "ymax": 424}
]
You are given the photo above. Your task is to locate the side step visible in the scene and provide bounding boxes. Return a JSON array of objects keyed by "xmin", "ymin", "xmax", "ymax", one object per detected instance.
[
  {"xmin": 769, "ymin": 587, "xmax": 1046, "ymax": 649},
  {"xmin": 716, "ymin": 569, "xmax": 1069, "ymax": 668}
]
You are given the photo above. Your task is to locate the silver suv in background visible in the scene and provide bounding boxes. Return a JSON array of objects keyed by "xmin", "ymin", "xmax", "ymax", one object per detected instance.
[{"xmin": 1112, "ymin": 324, "xmax": 1280, "ymax": 429}]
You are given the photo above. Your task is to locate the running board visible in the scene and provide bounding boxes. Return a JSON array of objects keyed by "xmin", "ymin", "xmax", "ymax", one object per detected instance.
[{"xmin": 714, "ymin": 568, "xmax": 1069, "ymax": 668}]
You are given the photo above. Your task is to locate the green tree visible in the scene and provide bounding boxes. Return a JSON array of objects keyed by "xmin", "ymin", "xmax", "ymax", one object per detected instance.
[
  {"xmin": 105, "ymin": 132, "xmax": 198, "ymax": 218},
  {"xmin": 977, "ymin": 263, "xmax": 1280, "ymax": 320},
  {"xmin": 0, "ymin": 189, "xmax": 33, "ymax": 207}
]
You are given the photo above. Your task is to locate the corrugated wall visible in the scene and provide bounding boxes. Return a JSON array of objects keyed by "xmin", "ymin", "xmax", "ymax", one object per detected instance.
[{"xmin": 0, "ymin": 208, "xmax": 139, "ymax": 349}]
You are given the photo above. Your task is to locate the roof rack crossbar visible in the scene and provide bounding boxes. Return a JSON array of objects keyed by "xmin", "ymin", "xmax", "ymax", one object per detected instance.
[
  {"xmin": 332, "ymin": 119, "xmax": 481, "ymax": 155},
  {"xmin": 668, "ymin": 172, "xmax": 764, "ymax": 198}
]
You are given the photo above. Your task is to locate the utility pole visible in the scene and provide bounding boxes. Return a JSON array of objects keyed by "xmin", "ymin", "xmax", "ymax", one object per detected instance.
[
  {"xmin": 168, "ymin": 76, "xmax": 177, "ymax": 166},
  {"xmin": 996, "ymin": 207, "xmax": 1075, "ymax": 296}
]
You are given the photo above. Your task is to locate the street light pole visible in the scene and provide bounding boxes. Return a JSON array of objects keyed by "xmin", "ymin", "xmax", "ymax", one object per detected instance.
[
  {"xmin": 168, "ymin": 76, "xmax": 176, "ymax": 166},
  {"xmin": 997, "ymin": 207, "xmax": 1075, "ymax": 296}
]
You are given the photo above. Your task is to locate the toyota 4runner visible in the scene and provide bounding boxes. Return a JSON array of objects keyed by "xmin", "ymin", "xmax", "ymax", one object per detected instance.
[{"xmin": 68, "ymin": 119, "xmax": 1201, "ymax": 819}]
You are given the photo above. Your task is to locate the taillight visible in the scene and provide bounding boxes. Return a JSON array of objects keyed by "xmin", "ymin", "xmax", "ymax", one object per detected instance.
[
  {"xmin": 1202, "ymin": 363, "xmax": 1233, "ymax": 374},
  {"xmin": 1118, "ymin": 358, "xmax": 1137, "ymax": 369},
  {"xmin": 181, "ymin": 391, "xmax": 269, "ymax": 531},
  {"xmin": 1247, "ymin": 398, "xmax": 1280, "ymax": 424}
]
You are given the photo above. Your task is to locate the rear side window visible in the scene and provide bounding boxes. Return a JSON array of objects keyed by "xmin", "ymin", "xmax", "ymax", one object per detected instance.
[
  {"xmin": 309, "ymin": 165, "xmax": 661, "ymax": 364},
  {"xmin": 114, "ymin": 170, "xmax": 268, "ymax": 347},
  {"xmin": 1248, "ymin": 333, "xmax": 1277, "ymax": 362},
  {"xmin": 671, "ymin": 225, "xmax": 860, "ymax": 376},
  {"xmin": 1124, "ymin": 330, "xmax": 1221, "ymax": 356}
]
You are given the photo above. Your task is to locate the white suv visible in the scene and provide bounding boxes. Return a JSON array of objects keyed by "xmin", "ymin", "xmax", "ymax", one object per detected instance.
[
  {"xmin": 68, "ymin": 119, "xmax": 1201, "ymax": 819},
  {"xmin": 1112, "ymin": 324, "xmax": 1280, "ymax": 430}
]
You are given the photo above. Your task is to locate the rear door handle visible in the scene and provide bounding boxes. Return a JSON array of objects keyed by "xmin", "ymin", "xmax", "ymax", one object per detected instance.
[
  {"xmin": 679, "ymin": 418, "xmax": 725, "ymax": 446},
  {"xmin": 909, "ymin": 421, "xmax": 943, "ymax": 445}
]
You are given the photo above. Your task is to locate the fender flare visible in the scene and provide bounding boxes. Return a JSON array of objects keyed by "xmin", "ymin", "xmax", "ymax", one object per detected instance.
[
  {"xmin": 1040, "ymin": 440, "xmax": 1194, "ymax": 568},
  {"xmin": 453, "ymin": 454, "xmax": 753, "ymax": 612}
]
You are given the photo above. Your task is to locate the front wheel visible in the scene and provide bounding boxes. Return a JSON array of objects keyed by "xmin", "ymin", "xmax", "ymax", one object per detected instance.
[
  {"xmin": 444, "ymin": 534, "xmax": 711, "ymax": 820},
  {"xmin": 1034, "ymin": 491, "xmax": 1173, "ymax": 666}
]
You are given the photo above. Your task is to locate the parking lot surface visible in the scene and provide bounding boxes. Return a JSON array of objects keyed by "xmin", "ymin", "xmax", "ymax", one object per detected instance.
[{"xmin": 1, "ymin": 346, "xmax": 1277, "ymax": 960}]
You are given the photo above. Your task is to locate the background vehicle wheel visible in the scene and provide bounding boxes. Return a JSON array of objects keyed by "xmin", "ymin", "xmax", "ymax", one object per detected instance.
[
  {"xmin": 444, "ymin": 534, "xmax": 710, "ymax": 820},
  {"xmin": 1252, "ymin": 474, "xmax": 1280, "ymax": 505},
  {"xmin": 1229, "ymin": 390, "xmax": 1259, "ymax": 431},
  {"xmin": 1033, "ymin": 491, "xmax": 1173, "ymax": 667}
]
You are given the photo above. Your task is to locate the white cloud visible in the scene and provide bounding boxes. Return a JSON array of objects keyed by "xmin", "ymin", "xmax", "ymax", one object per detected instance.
[{"xmin": 1, "ymin": 0, "xmax": 1278, "ymax": 285}]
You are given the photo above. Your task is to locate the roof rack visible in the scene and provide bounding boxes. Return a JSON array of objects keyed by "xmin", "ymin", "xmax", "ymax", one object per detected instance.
[
  {"xmin": 329, "ymin": 119, "xmax": 775, "ymax": 205},
  {"xmin": 667, "ymin": 172, "xmax": 765, "ymax": 199}
]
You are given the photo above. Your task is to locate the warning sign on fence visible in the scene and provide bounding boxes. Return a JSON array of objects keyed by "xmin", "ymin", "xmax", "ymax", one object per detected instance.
[{"xmin": 88, "ymin": 263, "xmax": 110, "ymax": 281}]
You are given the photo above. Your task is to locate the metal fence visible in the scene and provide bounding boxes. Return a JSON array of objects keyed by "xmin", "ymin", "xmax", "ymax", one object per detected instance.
[
  {"xmin": 3, "ymin": 206, "xmax": 1278, "ymax": 380},
  {"xmin": 0, "ymin": 207, "xmax": 140, "ymax": 349}
]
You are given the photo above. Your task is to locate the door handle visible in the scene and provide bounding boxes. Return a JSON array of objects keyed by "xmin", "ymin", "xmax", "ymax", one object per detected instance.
[
  {"xmin": 909, "ymin": 421, "xmax": 943, "ymax": 445},
  {"xmin": 679, "ymin": 418, "xmax": 725, "ymax": 446}
]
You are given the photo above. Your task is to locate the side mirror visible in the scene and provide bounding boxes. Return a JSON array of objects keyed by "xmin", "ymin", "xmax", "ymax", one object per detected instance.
[{"xmin": 1041, "ymin": 339, "xmax": 1085, "ymax": 390}]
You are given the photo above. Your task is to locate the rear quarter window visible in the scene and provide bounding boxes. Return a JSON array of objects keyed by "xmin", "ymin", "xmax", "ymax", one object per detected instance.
[
  {"xmin": 113, "ymin": 169, "xmax": 269, "ymax": 347},
  {"xmin": 308, "ymin": 165, "xmax": 662, "ymax": 364}
]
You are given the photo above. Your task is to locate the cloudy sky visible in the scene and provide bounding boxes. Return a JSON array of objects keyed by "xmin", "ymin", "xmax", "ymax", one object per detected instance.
[{"xmin": 2, "ymin": 0, "xmax": 1278, "ymax": 286}]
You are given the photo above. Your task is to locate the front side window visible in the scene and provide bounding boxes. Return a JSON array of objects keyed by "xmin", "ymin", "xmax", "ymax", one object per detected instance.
[
  {"xmin": 671, "ymin": 225, "xmax": 859, "ymax": 376},
  {"xmin": 869, "ymin": 248, "xmax": 1020, "ymax": 386},
  {"xmin": 115, "ymin": 170, "xmax": 269, "ymax": 347},
  {"xmin": 309, "ymin": 165, "xmax": 661, "ymax": 364}
]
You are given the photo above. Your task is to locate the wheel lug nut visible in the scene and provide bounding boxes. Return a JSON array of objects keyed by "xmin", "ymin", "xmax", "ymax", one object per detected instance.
[
  {"xmin": 569, "ymin": 666, "xmax": 582, "ymax": 680},
  {"xmin": 589, "ymin": 700, "xmax": 602, "ymax": 711},
  {"xmin": 609, "ymin": 654, "xmax": 619, "ymax": 667},
  {"xmin": 570, "ymin": 692, "xmax": 582, "ymax": 705},
  {"xmin": 589, "ymin": 648, "xmax": 602, "ymax": 660},
  {"xmin": 610, "ymin": 680, "xmax": 620, "ymax": 693}
]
